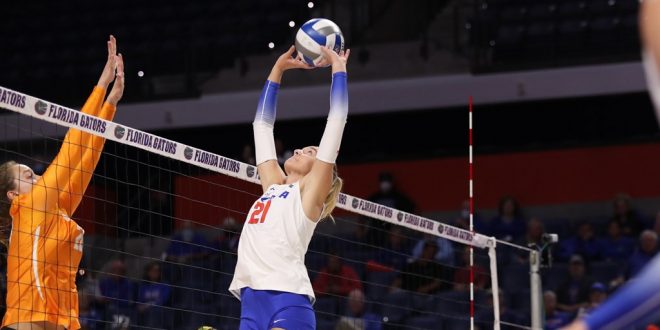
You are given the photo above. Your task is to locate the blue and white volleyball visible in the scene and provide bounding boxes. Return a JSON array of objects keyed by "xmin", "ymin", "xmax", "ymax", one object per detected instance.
[{"xmin": 295, "ymin": 18, "xmax": 344, "ymax": 67}]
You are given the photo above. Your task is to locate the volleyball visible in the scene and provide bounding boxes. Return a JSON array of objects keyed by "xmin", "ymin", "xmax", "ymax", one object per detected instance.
[{"xmin": 295, "ymin": 18, "xmax": 345, "ymax": 67}]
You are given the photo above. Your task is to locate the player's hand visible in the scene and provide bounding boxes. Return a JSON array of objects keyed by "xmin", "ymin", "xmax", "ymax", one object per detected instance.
[
  {"xmin": 319, "ymin": 46, "xmax": 349, "ymax": 73},
  {"xmin": 98, "ymin": 35, "xmax": 119, "ymax": 89},
  {"xmin": 106, "ymin": 54, "xmax": 124, "ymax": 106},
  {"xmin": 274, "ymin": 46, "xmax": 314, "ymax": 71}
]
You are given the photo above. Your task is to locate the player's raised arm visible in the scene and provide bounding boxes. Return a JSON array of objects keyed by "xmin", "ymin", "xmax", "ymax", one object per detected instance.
[
  {"xmin": 62, "ymin": 52, "xmax": 125, "ymax": 214},
  {"xmin": 254, "ymin": 46, "xmax": 313, "ymax": 192},
  {"xmin": 300, "ymin": 46, "xmax": 349, "ymax": 221}
]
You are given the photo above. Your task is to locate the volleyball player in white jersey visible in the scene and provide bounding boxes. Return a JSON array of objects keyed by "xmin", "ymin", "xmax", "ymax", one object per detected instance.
[
  {"xmin": 561, "ymin": 1, "xmax": 660, "ymax": 329},
  {"xmin": 229, "ymin": 45, "xmax": 350, "ymax": 330}
]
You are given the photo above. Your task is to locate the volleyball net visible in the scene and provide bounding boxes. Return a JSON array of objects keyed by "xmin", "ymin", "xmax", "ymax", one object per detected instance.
[{"xmin": 0, "ymin": 85, "xmax": 535, "ymax": 330}]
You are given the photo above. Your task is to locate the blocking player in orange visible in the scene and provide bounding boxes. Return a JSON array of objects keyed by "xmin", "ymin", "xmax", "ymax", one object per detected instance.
[{"xmin": 0, "ymin": 35, "xmax": 125, "ymax": 330}]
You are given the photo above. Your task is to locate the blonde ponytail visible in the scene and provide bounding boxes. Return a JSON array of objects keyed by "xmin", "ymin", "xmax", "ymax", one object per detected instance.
[{"xmin": 320, "ymin": 165, "xmax": 343, "ymax": 221}]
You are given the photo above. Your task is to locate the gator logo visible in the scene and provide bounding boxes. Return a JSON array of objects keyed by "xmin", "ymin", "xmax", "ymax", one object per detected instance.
[
  {"xmin": 184, "ymin": 147, "xmax": 194, "ymax": 160},
  {"xmin": 34, "ymin": 101, "xmax": 47, "ymax": 115},
  {"xmin": 114, "ymin": 126, "xmax": 125, "ymax": 139}
]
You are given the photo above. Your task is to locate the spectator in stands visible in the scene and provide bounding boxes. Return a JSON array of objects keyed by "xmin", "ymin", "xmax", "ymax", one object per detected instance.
[
  {"xmin": 411, "ymin": 233, "xmax": 455, "ymax": 266},
  {"xmin": 454, "ymin": 246, "xmax": 488, "ymax": 291},
  {"xmin": 599, "ymin": 220, "xmax": 635, "ymax": 262},
  {"xmin": 490, "ymin": 196, "xmax": 525, "ymax": 242},
  {"xmin": 544, "ymin": 291, "xmax": 572, "ymax": 330},
  {"xmin": 369, "ymin": 226, "xmax": 411, "ymax": 272},
  {"xmin": 513, "ymin": 217, "xmax": 546, "ymax": 263},
  {"xmin": 165, "ymin": 220, "xmax": 211, "ymax": 263},
  {"xmin": 363, "ymin": 172, "xmax": 416, "ymax": 246},
  {"xmin": 627, "ymin": 230, "xmax": 659, "ymax": 278},
  {"xmin": 576, "ymin": 282, "xmax": 608, "ymax": 319},
  {"xmin": 611, "ymin": 193, "xmax": 646, "ymax": 237},
  {"xmin": 558, "ymin": 222, "xmax": 601, "ymax": 262},
  {"xmin": 137, "ymin": 262, "xmax": 171, "ymax": 328},
  {"xmin": 390, "ymin": 240, "xmax": 452, "ymax": 294},
  {"xmin": 335, "ymin": 289, "xmax": 382, "ymax": 330},
  {"xmin": 608, "ymin": 230, "xmax": 659, "ymax": 290},
  {"xmin": 98, "ymin": 260, "xmax": 135, "ymax": 324},
  {"xmin": 556, "ymin": 255, "xmax": 593, "ymax": 313},
  {"xmin": 313, "ymin": 253, "xmax": 363, "ymax": 297}
]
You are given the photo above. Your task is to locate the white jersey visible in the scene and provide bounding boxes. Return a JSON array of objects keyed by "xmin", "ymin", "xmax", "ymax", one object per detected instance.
[{"xmin": 229, "ymin": 182, "xmax": 318, "ymax": 303}]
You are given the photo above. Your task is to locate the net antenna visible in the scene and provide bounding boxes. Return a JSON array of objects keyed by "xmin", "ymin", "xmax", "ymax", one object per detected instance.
[{"xmin": 469, "ymin": 96, "xmax": 502, "ymax": 330}]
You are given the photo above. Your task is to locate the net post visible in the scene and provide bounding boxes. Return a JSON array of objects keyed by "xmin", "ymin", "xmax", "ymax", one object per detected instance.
[
  {"xmin": 487, "ymin": 241, "xmax": 501, "ymax": 330},
  {"xmin": 530, "ymin": 250, "xmax": 543, "ymax": 330}
]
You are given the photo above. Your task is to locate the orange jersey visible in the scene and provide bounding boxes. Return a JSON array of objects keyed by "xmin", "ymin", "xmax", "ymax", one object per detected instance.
[{"xmin": 3, "ymin": 86, "xmax": 116, "ymax": 330}]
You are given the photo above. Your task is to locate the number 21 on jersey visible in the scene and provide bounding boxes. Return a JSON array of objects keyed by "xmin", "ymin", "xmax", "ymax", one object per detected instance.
[{"xmin": 248, "ymin": 199, "xmax": 272, "ymax": 224}]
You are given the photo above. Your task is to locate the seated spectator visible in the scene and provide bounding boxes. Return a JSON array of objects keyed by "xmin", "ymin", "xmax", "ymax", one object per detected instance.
[
  {"xmin": 544, "ymin": 291, "xmax": 572, "ymax": 329},
  {"xmin": 98, "ymin": 260, "xmax": 135, "ymax": 324},
  {"xmin": 558, "ymin": 222, "xmax": 601, "ymax": 262},
  {"xmin": 313, "ymin": 253, "xmax": 363, "ymax": 297},
  {"xmin": 599, "ymin": 220, "xmax": 635, "ymax": 262},
  {"xmin": 490, "ymin": 196, "xmax": 525, "ymax": 242},
  {"xmin": 335, "ymin": 289, "xmax": 382, "ymax": 330},
  {"xmin": 166, "ymin": 220, "xmax": 211, "ymax": 263},
  {"xmin": 390, "ymin": 240, "xmax": 453, "ymax": 294},
  {"xmin": 611, "ymin": 193, "xmax": 647, "ymax": 237},
  {"xmin": 513, "ymin": 217, "xmax": 546, "ymax": 263},
  {"xmin": 362, "ymin": 172, "xmax": 416, "ymax": 246},
  {"xmin": 454, "ymin": 246, "xmax": 488, "ymax": 291},
  {"xmin": 576, "ymin": 282, "xmax": 608, "ymax": 319},
  {"xmin": 556, "ymin": 255, "xmax": 593, "ymax": 313},
  {"xmin": 137, "ymin": 262, "xmax": 171, "ymax": 328},
  {"xmin": 627, "ymin": 230, "xmax": 659, "ymax": 278},
  {"xmin": 368, "ymin": 226, "xmax": 411, "ymax": 272},
  {"xmin": 411, "ymin": 233, "xmax": 455, "ymax": 267}
]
